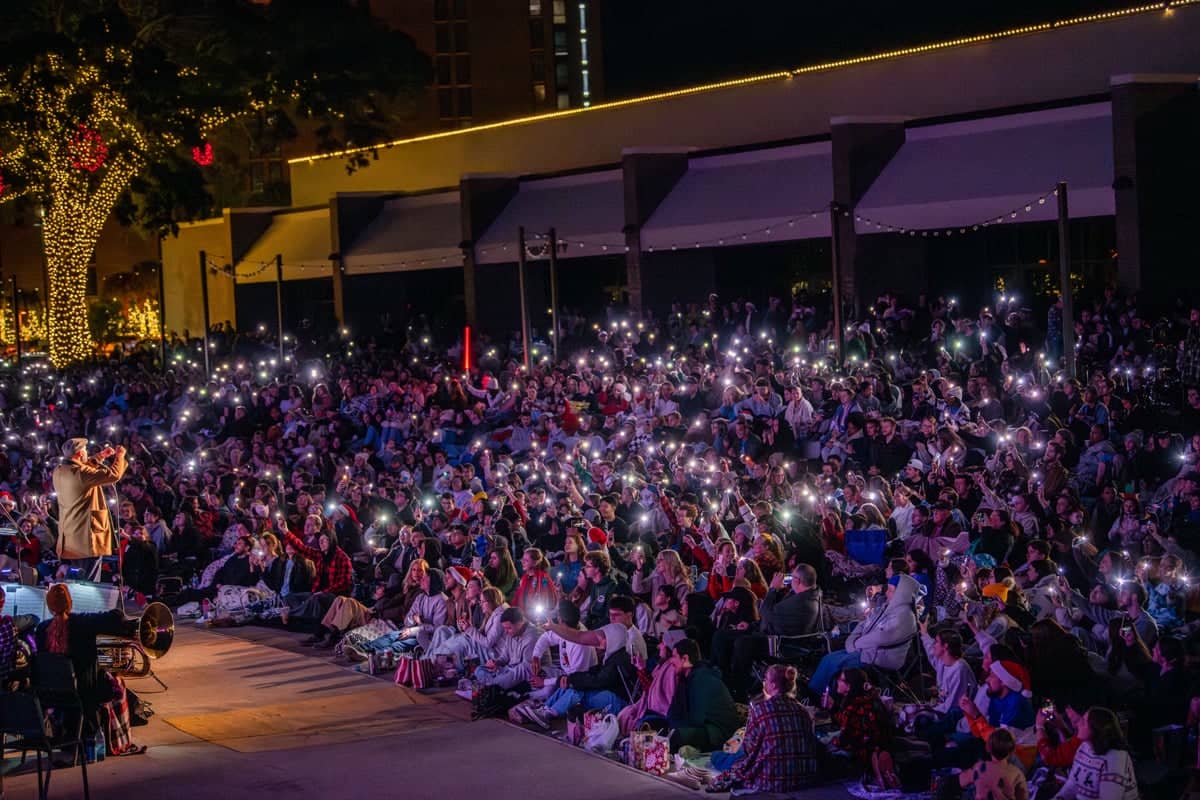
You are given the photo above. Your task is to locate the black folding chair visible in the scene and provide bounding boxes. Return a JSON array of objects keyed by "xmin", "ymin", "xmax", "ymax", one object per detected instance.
[
  {"xmin": 28, "ymin": 654, "xmax": 92, "ymax": 800},
  {"xmin": 866, "ymin": 636, "xmax": 929, "ymax": 705},
  {"xmin": 0, "ymin": 690, "xmax": 55, "ymax": 799},
  {"xmin": 753, "ymin": 590, "xmax": 835, "ymax": 686}
]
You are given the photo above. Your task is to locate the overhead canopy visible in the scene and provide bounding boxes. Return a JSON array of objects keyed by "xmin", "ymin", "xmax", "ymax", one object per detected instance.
[
  {"xmin": 343, "ymin": 191, "xmax": 463, "ymax": 274},
  {"xmin": 641, "ymin": 141, "xmax": 833, "ymax": 250},
  {"xmin": 475, "ymin": 170, "xmax": 625, "ymax": 264},
  {"xmin": 234, "ymin": 208, "xmax": 331, "ymax": 284},
  {"xmin": 855, "ymin": 102, "xmax": 1114, "ymax": 233}
]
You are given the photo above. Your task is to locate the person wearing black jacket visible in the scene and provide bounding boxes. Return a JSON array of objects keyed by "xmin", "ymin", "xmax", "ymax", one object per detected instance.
[
  {"xmin": 259, "ymin": 542, "xmax": 315, "ymax": 598},
  {"xmin": 717, "ymin": 564, "xmax": 821, "ymax": 700},
  {"xmin": 122, "ymin": 525, "xmax": 159, "ymax": 597}
]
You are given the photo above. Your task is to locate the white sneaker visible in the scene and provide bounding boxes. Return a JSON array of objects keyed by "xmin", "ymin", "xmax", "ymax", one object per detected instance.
[
  {"xmin": 525, "ymin": 705, "xmax": 551, "ymax": 729},
  {"xmin": 455, "ymin": 688, "xmax": 474, "ymax": 701}
]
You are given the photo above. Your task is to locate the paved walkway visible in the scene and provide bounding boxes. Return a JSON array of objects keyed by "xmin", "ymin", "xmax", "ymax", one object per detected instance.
[{"xmin": 0, "ymin": 624, "xmax": 696, "ymax": 799}]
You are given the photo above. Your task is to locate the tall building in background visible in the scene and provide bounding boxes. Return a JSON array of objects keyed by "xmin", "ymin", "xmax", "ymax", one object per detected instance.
[
  {"xmin": 371, "ymin": 0, "xmax": 603, "ymax": 129},
  {"xmin": 0, "ymin": 0, "xmax": 606, "ymax": 334}
]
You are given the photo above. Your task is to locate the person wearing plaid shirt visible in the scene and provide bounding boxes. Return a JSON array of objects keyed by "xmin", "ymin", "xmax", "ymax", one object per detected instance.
[
  {"xmin": 726, "ymin": 664, "xmax": 819, "ymax": 794},
  {"xmin": 279, "ymin": 524, "xmax": 354, "ymax": 631},
  {"xmin": 0, "ymin": 593, "xmax": 16, "ymax": 686}
]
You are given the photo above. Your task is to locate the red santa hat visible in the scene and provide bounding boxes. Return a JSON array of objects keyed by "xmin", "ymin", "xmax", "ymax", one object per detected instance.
[
  {"xmin": 448, "ymin": 565, "xmax": 474, "ymax": 587},
  {"xmin": 587, "ymin": 527, "xmax": 608, "ymax": 547},
  {"xmin": 990, "ymin": 660, "xmax": 1032, "ymax": 698}
]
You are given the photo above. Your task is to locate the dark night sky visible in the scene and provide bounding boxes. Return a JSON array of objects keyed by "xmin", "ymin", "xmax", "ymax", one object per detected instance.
[{"xmin": 601, "ymin": 0, "xmax": 1136, "ymax": 99}]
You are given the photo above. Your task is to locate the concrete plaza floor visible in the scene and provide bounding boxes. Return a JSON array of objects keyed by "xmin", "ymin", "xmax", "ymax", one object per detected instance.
[{"xmin": 3, "ymin": 624, "xmax": 852, "ymax": 800}]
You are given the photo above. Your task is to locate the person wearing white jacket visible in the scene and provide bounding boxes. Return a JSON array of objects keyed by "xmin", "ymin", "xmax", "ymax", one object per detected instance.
[
  {"xmin": 526, "ymin": 600, "xmax": 598, "ymax": 701},
  {"xmin": 425, "ymin": 587, "xmax": 508, "ymax": 672}
]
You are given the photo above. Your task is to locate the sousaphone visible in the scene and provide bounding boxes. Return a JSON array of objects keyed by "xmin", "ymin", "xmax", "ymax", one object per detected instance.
[{"xmin": 97, "ymin": 601, "xmax": 175, "ymax": 688}]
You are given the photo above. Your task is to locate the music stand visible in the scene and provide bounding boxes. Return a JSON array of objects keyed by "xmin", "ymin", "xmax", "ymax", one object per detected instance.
[{"xmin": 0, "ymin": 527, "xmax": 36, "ymax": 586}]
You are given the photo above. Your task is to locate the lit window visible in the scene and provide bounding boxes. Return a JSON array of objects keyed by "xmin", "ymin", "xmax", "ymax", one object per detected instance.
[
  {"xmin": 552, "ymin": 0, "xmax": 566, "ymax": 23},
  {"xmin": 529, "ymin": 0, "xmax": 541, "ymax": 16},
  {"xmin": 578, "ymin": 2, "xmax": 587, "ymax": 32},
  {"xmin": 533, "ymin": 82, "xmax": 547, "ymax": 103},
  {"xmin": 557, "ymin": 91, "xmax": 569, "ymax": 109}
]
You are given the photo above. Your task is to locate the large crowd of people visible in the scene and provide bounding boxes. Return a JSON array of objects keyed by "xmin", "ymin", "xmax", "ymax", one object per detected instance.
[{"xmin": 2, "ymin": 284, "xmax": 1199, "ymax": 798}]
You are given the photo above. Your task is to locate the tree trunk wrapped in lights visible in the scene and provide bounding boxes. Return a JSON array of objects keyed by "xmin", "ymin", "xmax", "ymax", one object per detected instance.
[{"xmin": 0, "ymin": 2, "xmax": 428, "ymax": 366}]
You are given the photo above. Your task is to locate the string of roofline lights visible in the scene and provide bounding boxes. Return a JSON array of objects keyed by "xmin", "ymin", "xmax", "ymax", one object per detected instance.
[
  {"xmin": 847, "ymin": 186, "xmax": 1062, "ymax": 238},
  {"xmin": 197, "ymin": 186, "xmax": 1063, "ymax": 276}
]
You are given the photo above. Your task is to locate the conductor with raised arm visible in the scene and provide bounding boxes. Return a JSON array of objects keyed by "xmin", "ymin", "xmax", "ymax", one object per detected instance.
[{"xmin": 53, "ymin": 438, "xmax": 128, "ymax": 578}]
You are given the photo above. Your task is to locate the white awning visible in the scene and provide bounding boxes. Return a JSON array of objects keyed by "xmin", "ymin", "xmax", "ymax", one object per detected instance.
[
  {"xmin": 234, "ymin": 208, "xmax": 331, "ymax": 284},
  {"xmin": 641, "ymin": 141, "xmax": 833, "ymax": 250},
  {"xmin": 475, "ymin": 170, "xmax": 625, "ymax": 264},
  {"xmin": 343, "ymin": 191, "xmax": 463, "ymax": 274},
  {"xmin": 855, "ymin": 103, "xmax": 1114, "ymax": 234}
]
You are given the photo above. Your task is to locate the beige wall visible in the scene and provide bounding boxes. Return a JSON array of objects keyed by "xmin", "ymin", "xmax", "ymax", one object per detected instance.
[
  {"xmin": 161, "ymin": 218, "xmax": 237, "ymax": 337},
  {"xmin": 289, "ymin": 5, "xmax": 1200, "ymax": 204}
]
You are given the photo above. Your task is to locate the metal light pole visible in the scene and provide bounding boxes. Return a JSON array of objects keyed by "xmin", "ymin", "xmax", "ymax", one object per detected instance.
[
  {"xmin": 548, "ymin": 227, "xmax": 560, "ymax": 363},
  {"xmin": 10, "ymin": 277, "xmax": 21, "ymax": 365},
  {"xmin": 1056, "ymin": 182, "xmax": 1075, "ymax": 379},
  {"xmin": 199, "ymin": 249, "xmax": 211, "ymax": 378},
  {"xmin": 829, "ymin": 203, "xmax": 845, "ymax": 367},
  {"xmin": 275, "ymin": 253, "xmax": 285, "ymax": 364},
  {"xmin": 516, "ymin": 227, "xmax": 532, "ymax": 373},
  {"xmin": 157, "ymin": 249, "xmax": 167, "ymax": 372}
]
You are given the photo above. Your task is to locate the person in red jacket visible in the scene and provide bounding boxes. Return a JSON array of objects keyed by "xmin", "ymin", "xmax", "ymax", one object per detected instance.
[
  {"xmin": 513, "ymin": 547, "xmax": 558, "ymax": 620},
  {"xmin": 277, "ymin": 518, "xmax": 353, "ymax": 637}
]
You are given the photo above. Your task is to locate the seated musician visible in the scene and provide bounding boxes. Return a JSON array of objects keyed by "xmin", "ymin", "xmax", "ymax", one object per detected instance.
[{"xmin": 34, "ymin": 584, "xmax": 147, "ymax": 755}]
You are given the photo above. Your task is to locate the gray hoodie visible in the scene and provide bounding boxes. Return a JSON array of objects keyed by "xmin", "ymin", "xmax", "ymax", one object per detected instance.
[{"xmin": 845, "ymin": 573, "xmax": 919, "ymax": 670}]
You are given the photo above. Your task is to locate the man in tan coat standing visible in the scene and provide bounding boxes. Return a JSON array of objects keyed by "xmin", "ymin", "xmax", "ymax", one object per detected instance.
[{"xmin": 53, "ymin": 438, "xmax": 127, "ymax": 579}]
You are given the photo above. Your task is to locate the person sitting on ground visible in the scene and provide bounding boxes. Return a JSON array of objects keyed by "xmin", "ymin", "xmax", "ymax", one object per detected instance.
[
  {"xmin": 959, "ymin": 728, "xmax": 1028, "ymax": 800},
  {"xmin": 957, "ymin": 659, "xmax": 1036, "ymax": 765},
  {"xmin": 920, "ymin": 621, "xmax": 979, "ymax": 716},
  {"xmin": 524, "ymin": 595, "xmax": 645, "ymax": 726},
  {"xmin": 662, "ymin": 637, "xmax": 742, "ymax": 752},
  {"xmin": 525, "ymin": 599, "xmax": 597, "ymax": 703},
  {"xmin": 1052, "ymin": 706, "xmax": 1138, "ymax": 800},
  {"xmin": 427, "ymin": 585, "xmax": 508, "ymax": 677},
  {"xmin": 614, "ymin": 628, "xmax": 685, "ymax": 735},
  {"xmin": 714, "ymin": 663, "xmax": 819, "ymax": 795},
  {"xmin": 827, "ymin": 667, "xmax": 898, "ymax": 790},
  {"xmin": 391, "ymin": 567, "xmax": 450, "ymax": 653},
  {"xmin": 472, "ymin": 606, "xmax": 543, "ymax": 690},
  {"xmin": 280, "ymin": 523, "xmax": 353, "ymax": 635},
  {"xmin": 513, "ymin": 547, "xmax": 558, "ymax": 618},
  {"xmin": 580, "ymin": 550, "xmax": 619, "ymax": 630}
]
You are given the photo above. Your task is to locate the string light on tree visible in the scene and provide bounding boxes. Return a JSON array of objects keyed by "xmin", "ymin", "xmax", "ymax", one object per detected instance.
[
  {"xmin": 191, "ymin": 142, "xmax": 214, "ymax": 166},
  {"xmin": 68, "ymin": 125, "xmax": 108, "ymax": 172}
]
